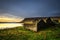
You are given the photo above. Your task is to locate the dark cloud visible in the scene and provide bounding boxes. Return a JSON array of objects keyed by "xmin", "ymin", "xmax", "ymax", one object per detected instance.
[
  {"xmin": 52, "ymin": 11, "xmax": 60, "ymax": 16},
  {"xmin": 0, "ymin": 0, "xmax": 60, "ymax": 17},
  {"xmin": 55, "ymin": 13, "xmax": 60, "ymax": 16}
]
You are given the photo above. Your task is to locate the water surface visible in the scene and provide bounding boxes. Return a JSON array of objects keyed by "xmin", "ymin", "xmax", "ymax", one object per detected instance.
[{"xmin": 0, "ymin": 23, "xmax": 23, "ymax": 29}]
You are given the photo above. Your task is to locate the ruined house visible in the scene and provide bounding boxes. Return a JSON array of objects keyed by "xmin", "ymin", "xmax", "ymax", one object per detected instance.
[
  {"xmin": 22, "ymin": 17, "xmax": 60, "ymax": 32},
  {"xmin": 22, "ymin": 17, "xmax": 47, "ymax": 32},
  {"xmin": 46, "ymin": 17, "xmax": 56, "ymax": 26},
  {"xmin": 51, "ymin": 17, "xmax": 60, "ymax": 23}
]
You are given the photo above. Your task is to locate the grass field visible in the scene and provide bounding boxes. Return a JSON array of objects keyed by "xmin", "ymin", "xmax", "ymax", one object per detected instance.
[{"xmin": 0, "ymin": 24, "xmax": 60, "ymax": 40}]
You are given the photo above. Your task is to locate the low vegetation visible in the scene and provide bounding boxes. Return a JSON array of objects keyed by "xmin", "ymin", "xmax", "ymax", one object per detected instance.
[{"xmin": 0, "ymin": 24, "xmax": 60, "ymax": 40}]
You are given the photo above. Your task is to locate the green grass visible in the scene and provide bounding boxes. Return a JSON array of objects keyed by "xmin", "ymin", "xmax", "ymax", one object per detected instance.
[{"xmin": 0, "ymin": 25, "xmax": 60, "ymax": 40}]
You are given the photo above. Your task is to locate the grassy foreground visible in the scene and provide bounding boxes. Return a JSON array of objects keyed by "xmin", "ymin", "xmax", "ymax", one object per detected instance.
[{"xmin": 0, "ymin": 25, "xmax": 60, "ymax": 40}]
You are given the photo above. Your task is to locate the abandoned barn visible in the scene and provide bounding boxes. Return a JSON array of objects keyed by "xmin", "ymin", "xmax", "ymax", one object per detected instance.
[{"xmin": 22, "ymin": 17, "xmax": 60, "ymax": 32}]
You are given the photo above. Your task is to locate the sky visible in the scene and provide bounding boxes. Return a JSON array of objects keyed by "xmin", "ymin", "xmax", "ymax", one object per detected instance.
[{"xmin": 0, "ymin": 0, "xmax": 60, "ymax": 17}]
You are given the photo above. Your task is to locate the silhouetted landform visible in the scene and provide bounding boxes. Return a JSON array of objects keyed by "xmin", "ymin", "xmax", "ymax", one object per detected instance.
[
  {"xmin": 0, "ymin": 22, "xmax": 21, "ymax": 23},
  {"xmin": 22, "ymin": 17, "xmax": 60, "ymax": 32}
]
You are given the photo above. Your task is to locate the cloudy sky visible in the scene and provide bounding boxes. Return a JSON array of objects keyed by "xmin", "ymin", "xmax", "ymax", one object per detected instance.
[{"xmin": 0, "ymin": 0, "xmax": 60, "ymax": 17}]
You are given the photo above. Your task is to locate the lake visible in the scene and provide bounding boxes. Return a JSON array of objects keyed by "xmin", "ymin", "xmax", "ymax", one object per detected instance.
[{"xmin": 0, "ymin": 23, "xmax": 23, "ymax": 29}]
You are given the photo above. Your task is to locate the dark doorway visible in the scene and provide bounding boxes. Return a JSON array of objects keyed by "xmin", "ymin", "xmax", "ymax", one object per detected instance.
[{"xmin": 37, "ymin": 19, "xmax": 46, "ymax": 31}]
